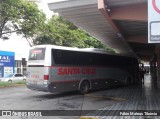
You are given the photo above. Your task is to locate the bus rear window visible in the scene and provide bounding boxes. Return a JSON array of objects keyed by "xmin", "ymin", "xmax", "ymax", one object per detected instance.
[{"xmin": 29, "ymin": 48, "xmax": 46, "ymax": 60}]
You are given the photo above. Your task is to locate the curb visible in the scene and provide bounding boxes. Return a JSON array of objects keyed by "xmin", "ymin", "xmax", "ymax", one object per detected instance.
[{"xmin": 0, "ymin": 84, "xmax": 26, "ymax": 88}]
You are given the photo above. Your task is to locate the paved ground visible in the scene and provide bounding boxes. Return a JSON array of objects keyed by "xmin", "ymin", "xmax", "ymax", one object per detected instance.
[
  {"xmin": 0, "ymin": 83, "xmax": 123, "ymax": 119},
  {"xmin": 84, "ymin": 74, "xmax": 160, "ymax": 119},
  {"xmin": 0, "ymin": 74, "xmax": 160, "ymax": 119}
]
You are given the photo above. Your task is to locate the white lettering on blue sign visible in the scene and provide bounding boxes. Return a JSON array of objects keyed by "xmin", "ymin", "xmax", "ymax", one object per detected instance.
[
  {"xmin": 0, "ymin": 56, "xmax": 10, "ymax": 63},
  {"xmin": 0, "ymin": 56, "xmax": 9, "ymax": 60}
]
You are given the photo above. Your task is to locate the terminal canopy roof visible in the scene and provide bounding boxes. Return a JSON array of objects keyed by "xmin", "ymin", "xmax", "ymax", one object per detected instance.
[{"xmin": 48, "ymin": 0, "xmax": 154, "ymax": 61}]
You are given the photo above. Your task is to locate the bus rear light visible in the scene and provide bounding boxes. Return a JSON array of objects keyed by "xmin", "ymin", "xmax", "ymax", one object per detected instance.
[{"xmin": 44, "ymin": 75, "xmax": 49, "ymax": 80}]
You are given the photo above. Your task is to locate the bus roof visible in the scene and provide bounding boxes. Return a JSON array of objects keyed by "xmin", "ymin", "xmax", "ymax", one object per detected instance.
[{"xmin": 31, "ymin": 45, "xmax": 136, "ymax": 58}]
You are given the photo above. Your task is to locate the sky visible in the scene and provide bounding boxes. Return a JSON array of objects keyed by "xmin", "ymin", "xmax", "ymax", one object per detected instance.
[
  {"xmin": 0, "ymin": 0, "xmax": 55, "ymax": 60},
  {"xmin": 39, "ymin": 0, "xmax": 54, "ymax": 19},
  {"xmin": 0, "ymin": 0, "xmax": 68, "ymax": 60},
  {"xmin": 0, "ymin": 34, "xmax": 30, "ymax": 60}
]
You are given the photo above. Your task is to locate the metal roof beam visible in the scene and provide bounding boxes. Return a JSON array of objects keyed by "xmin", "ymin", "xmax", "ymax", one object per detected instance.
[
  {"xmin": 110, "ymin": 4, "xmax": 147, "ymax": 21},
  {"xmin": 98, "ymin": 0, "xmax": 120, "ymax": 33},
  {"xmin": 98, "ymin": 0, "xmax": 137, "ymax": 57},
  {"xmin": 126, "ymin": 35, "xmax": 148, "ymax": 44}
]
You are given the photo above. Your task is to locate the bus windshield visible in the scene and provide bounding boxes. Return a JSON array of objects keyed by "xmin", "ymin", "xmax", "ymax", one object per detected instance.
[{"xmin": 29, "ymin": 48, "xmax": 46, "ymax": 60}]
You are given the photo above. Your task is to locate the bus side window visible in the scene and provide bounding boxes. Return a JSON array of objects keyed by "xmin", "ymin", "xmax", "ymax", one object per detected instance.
[
  {"xmin": 84, "ymin": 52, "xmax": 90, "ymax": 65},
  {"xmin": 57, "ymin": 50, "xmax": 61, "ymax": 57},
  {"xmin": 51, "ymin": 49, "xmax": 55, "ymax": 65},
  {"xmin": 52, "ymin": 49, "xmax": 62, "ymax": 65},
  {"xmin": 76, "ymin": 52, "xmax": 80, "ymax": 65}
]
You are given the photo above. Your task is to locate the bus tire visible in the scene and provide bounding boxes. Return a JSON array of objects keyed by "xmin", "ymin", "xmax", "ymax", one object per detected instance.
[{"xmin": 79, "ymin": 81, "xmax": 90, "ymax": 95}]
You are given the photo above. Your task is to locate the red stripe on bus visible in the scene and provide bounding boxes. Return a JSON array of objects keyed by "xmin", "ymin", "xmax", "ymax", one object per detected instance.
[
  {"xmin": 52, "ymin": 80, "xmax": 80, "ymax": 83},
  {"xmin": 51, "ymin": 78, "xmax": 114, "ymax": 83}
]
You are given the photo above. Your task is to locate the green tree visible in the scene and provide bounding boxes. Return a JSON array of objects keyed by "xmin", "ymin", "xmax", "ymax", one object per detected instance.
[
  {"xmin": 0, "ymin": 0, "xmax": 46, "ymax": 42},
  {"xmin": 33, "ymin": 15, "xmax": 82, "ymax": 47},
  {"xmin": 34, "ymin": 15, "xmax": 115, "ymax": 53}
]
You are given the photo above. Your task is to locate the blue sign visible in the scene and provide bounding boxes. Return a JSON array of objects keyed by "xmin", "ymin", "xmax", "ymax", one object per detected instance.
[
  {"xmin": 0, "ymin": 51, "xmax": 15, "ymax": 77},
  {"xmin": 0, "ymin": 51, "xmax": 15, "ymax": 66},
  {"xmin": 0, "ymin": 55, "xmax": 14, "ymax": 66}
]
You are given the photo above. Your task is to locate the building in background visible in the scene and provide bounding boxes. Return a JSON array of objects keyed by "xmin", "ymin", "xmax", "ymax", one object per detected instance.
[
  {"xmin": 0, "ymin": 50, "xmax": 28, "ymax": 77},
  {"xmin": 15, "ymin": 58, "xmax": 27, "ymax": 75},
  {"xmin": 0, "ymin": 50, "xmax": 15, "ymax": 77}
]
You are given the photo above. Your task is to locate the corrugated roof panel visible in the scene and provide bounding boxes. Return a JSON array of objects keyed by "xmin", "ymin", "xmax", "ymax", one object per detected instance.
[
  {"xmin": 105, "ymin": 0, "xmax": 147, "ymax": 8},
  {"xmin": 48, "ymin": 0, "xmax": 137, "ymax": 56},
  {"xmin": 116, "ymin": 20, "xmax": 147, "ymax": 35}
]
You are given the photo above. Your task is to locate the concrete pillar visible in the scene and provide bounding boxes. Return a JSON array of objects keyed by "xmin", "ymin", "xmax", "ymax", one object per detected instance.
[
  {"xmin": 156, "ymin": 46, "xmax": 160, "ymax": 88},
  {"xmin": 150, "ymin": 55, "xmax": 157, "ymax": 81}
]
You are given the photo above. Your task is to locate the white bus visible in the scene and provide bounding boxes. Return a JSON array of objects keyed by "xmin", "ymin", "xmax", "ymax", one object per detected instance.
[{"xmin": 26, "ymin": 45, "xmax": 139, "ymax": 94}]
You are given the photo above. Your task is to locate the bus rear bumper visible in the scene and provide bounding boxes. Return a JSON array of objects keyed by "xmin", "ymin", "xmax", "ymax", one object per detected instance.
[{"xmin": 26, "ymin": 83, "xmax": 49, "ymax": 92}]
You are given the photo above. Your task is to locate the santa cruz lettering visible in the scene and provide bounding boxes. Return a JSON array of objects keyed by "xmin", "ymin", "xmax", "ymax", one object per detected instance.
[{"xmin": 58, "ymin": 67, "xmax": 96, "ymax": 75}]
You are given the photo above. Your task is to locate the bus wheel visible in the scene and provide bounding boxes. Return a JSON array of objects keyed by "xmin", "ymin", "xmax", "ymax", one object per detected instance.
[{"xmin": 79, "ymin": 81, "xmax": 90, "ymax": 95}]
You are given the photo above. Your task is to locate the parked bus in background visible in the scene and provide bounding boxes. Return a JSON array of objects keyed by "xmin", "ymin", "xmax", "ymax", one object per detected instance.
[{"xmin": 26, "ymin": 45, "xmax": 139, "ymax": 94}]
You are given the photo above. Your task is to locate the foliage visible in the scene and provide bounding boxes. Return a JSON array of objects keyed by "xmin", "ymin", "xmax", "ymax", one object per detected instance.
[
  {"xmin": 0, "ymin": 0, "xmax": 115, "ymax": 52},
  {"xmin": 34, "ymin": 15, "xmax": 115, "ymax": 53},
  {"xmin": 0, "ymin": 81, "xmax": 26, "ymax": 87},
  {"xmin": 0, "ymin": 82, "xmax": 12, "ymax": 87},
  {"xmin": 0, "ymin": 0, "xmax": 46, "ymax": 40}
]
